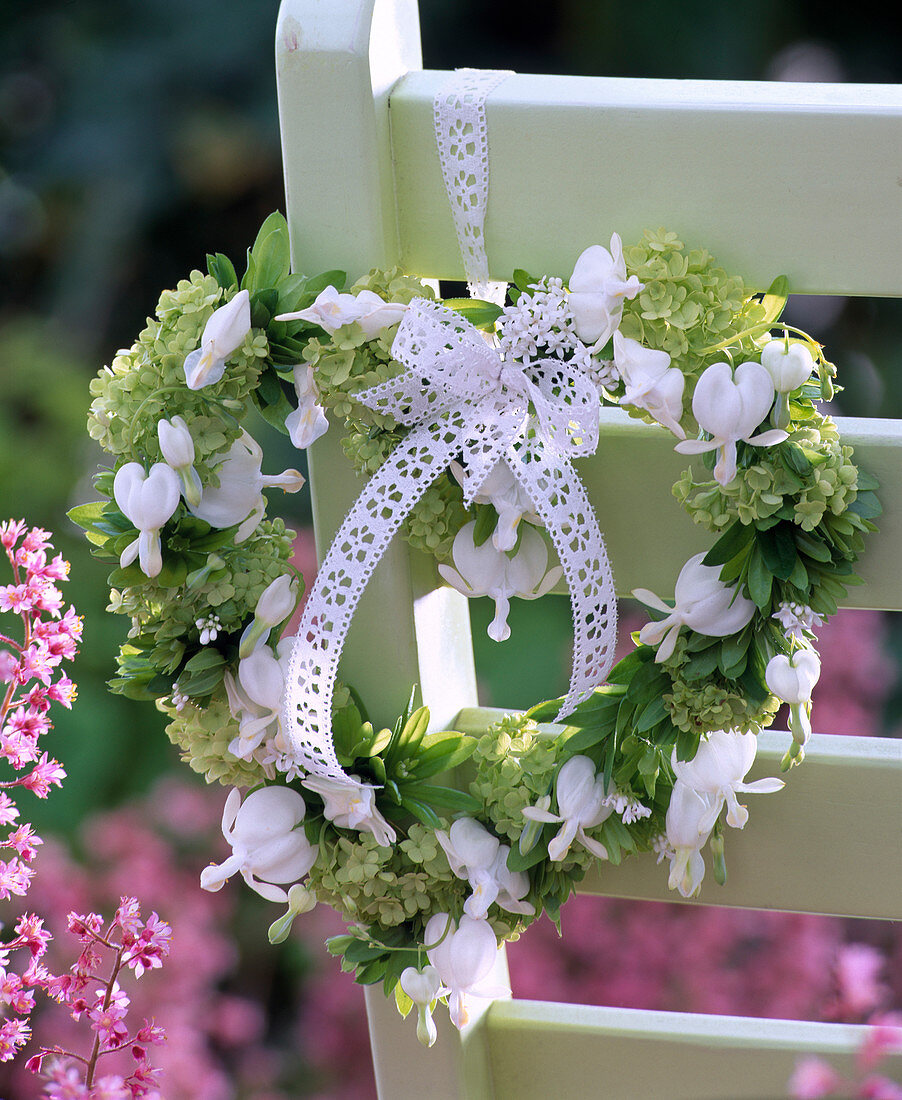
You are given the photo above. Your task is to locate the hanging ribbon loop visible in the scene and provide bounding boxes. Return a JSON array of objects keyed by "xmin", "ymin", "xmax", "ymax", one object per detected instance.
[{"xmin": 281, "ymin": 299, "xmax": 618, "ymax": 778}]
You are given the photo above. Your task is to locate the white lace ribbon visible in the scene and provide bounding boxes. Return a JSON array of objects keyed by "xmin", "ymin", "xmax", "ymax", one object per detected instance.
[
  {"xmin": 433, "ymin": 68, "xmax": 512, "ymax": 303},
  {"xmin": 281, "ymin": 299, "xmax": 618, "ymax": 778}
]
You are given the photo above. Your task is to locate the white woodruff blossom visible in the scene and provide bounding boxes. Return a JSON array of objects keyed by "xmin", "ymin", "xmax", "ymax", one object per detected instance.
[
  {"xmin": 633, "ymin": 552, "xmax": 756, "ymax": 663},
  {"xmin": 113, "ymin": 462, "xmax": 181, "ymax": 578},
  {"xmin": 302, "ymin": 774, "xmax": 396, "ymax": 847},
  {"xmin": 614, "ymin": 332, "xmax": 686, "ymax": 439},
  {"xmin": 158, "ymin": 415, "xmax": 203, "ymax": 508},
  {"xmin": 438, "ymin": 521, "xmax": 562, "ymax": 642},
  {"xmin": 275, "ymin": 286, "xmax": 407, "ymax": 337},
  {"xmin": 435, "ymin": 818, "xmax": 534, "ymax": 919},
  {"xmin": 497, "ymin": 277, "xmax": 577, "ymax": 363},
  {"xmin": 772, "ymin": 601, "xmax": 824, "ymax": 642},
  {"xmin": 183, "ymin": 289, "xmax": 251, "ymax": 390},
  {"xmin": 522, "ymin": 755, "xmax": 613, "ymax": 862},
  {"xmin": 671, "ymin": 729, "xmax": 784, "ymax": 832},
  {"xmin": 674, "ymin": 360, "xmax": 787, "ymax": 486},
  {"xmin": 285, "ymin": 364, "xmax": 329, "ymax": 450},
  {"xmin": 189, "ymin": 432, "xmax": 304, "ymax": 542},
  {"xmin": 567, "ymin": 234, "xmax": 643, "ymax": 346},
  {"xmin": 424, "ymin": 913, "xmax": 509, "ymax": 1030},
  {"xmin": 200, "ymin": 786, "xmax": 317, "ymax": 904}
]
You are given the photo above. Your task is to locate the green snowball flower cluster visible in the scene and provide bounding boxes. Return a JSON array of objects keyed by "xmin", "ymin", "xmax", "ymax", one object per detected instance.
[
  {"xmin": 161, "ymin": 691, "xmax": 269, "ymax": 788},
  {"xmin": 306, "ymin": 823, "xmax": 460, "ymax": 928},
  {"xmin": 469, "ymin": 714, "xmax": 560, "ymax": 846},
  {"xmin": 664, "ymin": 673, "xmax": 780, "ymax": 738},
  {"xmin": 88, "ymin": 273, "xmax": 268, "ymax": 478},
  {"xmin": 621, "ymin": 228, "xmax": 766, "ymax": 365}
]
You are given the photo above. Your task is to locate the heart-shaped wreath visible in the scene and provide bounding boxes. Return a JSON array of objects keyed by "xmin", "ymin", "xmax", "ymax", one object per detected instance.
[{"xmin": 72, "ymin": 213, "xmax": 878, "ymax": 1044}]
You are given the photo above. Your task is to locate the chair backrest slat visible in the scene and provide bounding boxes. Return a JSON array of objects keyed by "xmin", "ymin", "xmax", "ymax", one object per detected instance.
[
  {"xmin": 391, "ymin": 72, "xmax": 902, "ymax": 295},
  {"xmin": 456, "ymin": 709, "xmax": 902, "ymax": 920}
]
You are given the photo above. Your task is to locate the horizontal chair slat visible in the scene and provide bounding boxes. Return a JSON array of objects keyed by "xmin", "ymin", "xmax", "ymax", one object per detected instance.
[
  {"xmin": 454, "ymin": 708, "xmax": 902, "ymax": 920},
  {"xmin": 390, "ymin": 71, "xmax": 902, "ymax": 296},
  {"xmin": 483, "ymin": 1002, "xmax": 902, "ymax": 1100},
  {"xmin": 576, "ymin": 410, "xmax": 901, "ymax": 608}
]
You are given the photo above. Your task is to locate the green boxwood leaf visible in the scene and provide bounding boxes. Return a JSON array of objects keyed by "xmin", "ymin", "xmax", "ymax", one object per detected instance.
[{"xmin": 702, "ymin": 520, "xmax": 755, "ymax": 568}]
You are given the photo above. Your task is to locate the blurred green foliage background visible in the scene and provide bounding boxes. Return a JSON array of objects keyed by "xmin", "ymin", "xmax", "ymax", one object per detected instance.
[{"xmin": 2, "ymin": 0, "xmax": 900, "ymax": 833}]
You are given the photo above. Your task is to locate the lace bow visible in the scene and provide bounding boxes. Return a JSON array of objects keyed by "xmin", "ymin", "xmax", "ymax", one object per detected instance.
[{"xmin": 281, "ymin": 300, "xmax": 618, "ymax": 778}]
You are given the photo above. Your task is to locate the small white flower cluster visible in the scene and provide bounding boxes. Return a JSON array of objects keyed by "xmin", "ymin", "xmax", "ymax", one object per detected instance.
[
  {"xmin": 195, "ymin": 614, "xmax": 221, "ymax": 645},
  {"xmin": 773, "ymin": 600, "xmax": 824, "ymax": 642},
  {"xmin": 498, "ymin": 277, "xmax": 575, "ymax": 363}
]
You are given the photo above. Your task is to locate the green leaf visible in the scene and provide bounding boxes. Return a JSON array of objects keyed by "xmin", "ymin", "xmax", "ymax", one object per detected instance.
[
  {"xmin": 512, "ymin": 269, "xmax": 538, "ymax": 292},
  {"xmin": 756, "ymin": 526, "xmax": 798, "ymax": 581},
  {"xmin": 563, "ymin": 724, "xmax": 613, "ymax": 754},
  {"xmin": 795, "ymin": 531, "xmax": 833, "ymax": 563},
  {"xmin": 246, "ymin": 212, "xmax": 291, "ymax": 292},
  {"xmin": 856, "ymin": 469, "xmax": 880, "ymax": 492},
  {"xmin": 472, "ymin": 505, "xmax": 498, "ymax": 547},
  {"xmin": 392, "ymin": 706, "xmax": 430, "ymax": 760},
  {"xmin": 443, "ymin": 298, "xmax": 504, "ymax": 330},
  {"xmin": 607, "ymin": 646, "xmax": 654, "ymax": 685},
  {"xmin": 411, "ymin": 733, "xmax": 477, "ymax": 778},
  {"xmin": 847, "ymin": 490, "xmax": 882, "ymax": 519},
  {"xmin": 304, "ymin": 269, "xmax": 347, "ymax": 296},
  {"xmin": 397, "ymin": 796, "xmax": 443, "ymax": 830},
  {"xmin": 506, "ymin": 836, "xmax": 553, "ymax": 872},
  {"xmin": 702, "ymin": 521, "xmax": 755, "ymax": 568},
  {"xmin": 207, "ymin": 252, "xmax": 238, "ymax": 290},
  {"xmin": 635, "ymin": 695, "xmax": 669, "ymax": 733},
  {"xmin": 760, "ymin": 275, "xmax": 789, "ymax": 324},
  {"xmin": 400, "ymin": 783, "xmax": 482, "ymax": 816},
  {"xmin": 184, "ymin": 648, "xmax": 226, "ymax": 673}
]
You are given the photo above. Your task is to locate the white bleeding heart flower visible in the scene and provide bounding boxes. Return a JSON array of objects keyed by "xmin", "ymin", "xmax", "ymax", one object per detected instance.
[
  {"xmin": 224, "ymin": 638, "xmax": 295, "ymax": 758},
  {"xmin": 765, "ymin": 648, "xmax": 821, "ymax": 705},
  {"xmin": 674, "ymin": 360, "xmax": 787, "ymax": 486},
  {"xmin": 113, "ymin": 462, "xmax": 181, "ymax": 579},
  {"xmin": 399, "ymin": 965, "xmax": 446, "ymax": 1047},
  {"xmin": 276, "ymin": 286, "xmax": 407, "ymax": 337},
  {"xmin": 568, "ymin": 234, "xmax": 643, "ymax": 346},
  {"xmin": 199, "ymin": 786, "xmax": 317, "ymax": 904},
  {"xmin": 450, "ymin": 461, "xmax": 540, "ymax": 552},
  {"xmin": 438, "ymin": 521, "xmax": 562, "ymax": 642},
  {"xmin": 157, "ymin": 415, "xmax": 202, "ymax": 507},
  {"xmin": 285, "ymin": 364, "xmax": 329, "ymax": 449},
  {"xmin": 435, "ymin": 818, "xmax": 534, "ymax": 919},
  {"xmin": 301, "ymin": 774, "xmax": 396, "ymax": 848},
  {"xmin": 522, "ymin": 755, "xmax": 613, "ymax": 862},
  {"xmin": 189, "ymin": 432, "xmax": 304, "ymax": 542},
  {"xmin": 633, "ymin": 552, "xmax": 756, "ymax": 663},
  {"xmin": 671, "ymin": 729, "xmax": 784, "ymax": 832},
  {"xmin": 766, "ymin": 647, "xmax": 821, "ymax": 757},
  {"xmin": 760, "ymin": 339, "xmax": 816, "ymax": 393},
  {"xmin": 352, "ymin": 290, "xmax": 409, "ymax": 339},
  {"xmin": 424, "ymin": 913, "xmax": 509, "ymax": 1031},
  {"xmin": 665, "ymin": 780, "xmax": 716, "ymax": 898},
  {"xmin": 239, "ymin": 574, "xmax": 298, "ymax": 657},
  {"xmin": 613, "ymin": 331, "xmax": 686, "ymax": 439},
  {"xmin": 183, "ymin": 289, "xmax": 251, "ymax": 390}
]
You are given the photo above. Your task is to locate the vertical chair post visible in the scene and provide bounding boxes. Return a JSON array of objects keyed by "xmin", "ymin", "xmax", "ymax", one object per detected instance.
[
  {"xmin": 276, "ymin": 5, "xmax": 491, "ymax": 1095},
  {"xmin": 275, "ymin": 0, "xmax": 479, "ymax": 731}
]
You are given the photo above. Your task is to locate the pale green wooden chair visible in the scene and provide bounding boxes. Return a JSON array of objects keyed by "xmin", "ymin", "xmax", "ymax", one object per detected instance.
[{"xmin": 275, "ymin": 2, "xmax": 902, "ymax": 1095}]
